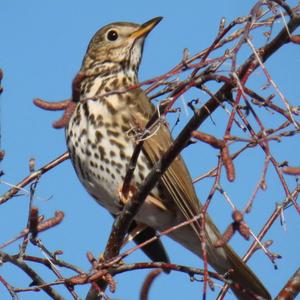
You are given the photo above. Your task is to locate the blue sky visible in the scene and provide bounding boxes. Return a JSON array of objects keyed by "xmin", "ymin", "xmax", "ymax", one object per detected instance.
[{"xmin": 1, "ymin": 1, "xmax": 300, "ymax": 299}]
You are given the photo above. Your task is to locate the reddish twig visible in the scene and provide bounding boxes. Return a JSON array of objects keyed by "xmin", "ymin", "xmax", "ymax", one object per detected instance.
[
  {"xmin": 191, "ymin": 131, "xmax": 224, "ymax": 149},
  {"xmin": 23, "ymin": 254, "xmax": 83, "ymax": 274},
  {"xmin": 139, "ymin": 269, "xmax": 163, "ymax": 300},
  {"xmin": 0, "ymin": 152, "xmax": 69, "ymax": 204},
  {"xmin": 290, "ymin": 34, "xmax": 300, "ymax": 44},
  {"xmin": 0, "ymin": 275, "xmax": 19, "ymax": 300},
  {"xmin": 0, "ymin": 211, "xmax": 64, "ymax": 250},
  {"xmin": 282, "ymin": 166, "xmax": 300, "ymax": 175},
  {"xmin": 28, "ymin": 207, "xmax": 39, "ymax": 239},
  {"xmin": 0, "ymin": 68, "xmax": 3, "ymax": 94},
  {"xmin": 220, "ymin": 145, "xmax": 235, "ymax": 182},
  {"xmin": 0, "ymin": 251, "xmax": 64, "ymax": 299},
  {"xmin": 275, "ymin": 267, "xmax": 300, "ymax": 300},
  {"xmin": 33, "ymin": 98, "xmax": 71, "ymax": 111}
]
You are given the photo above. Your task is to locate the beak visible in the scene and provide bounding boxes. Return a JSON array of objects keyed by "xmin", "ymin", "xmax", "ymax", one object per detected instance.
[{"xmin": 130, "ymin": 17, "xmax": 163, "ymax": 40}]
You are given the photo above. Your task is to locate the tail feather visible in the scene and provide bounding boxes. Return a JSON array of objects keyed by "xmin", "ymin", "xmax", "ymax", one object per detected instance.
[
  {"xmin": 223, "ymin": 244, "xmax": 271, "ymax": 300},
  {"xmin": 168, "ymin": 220, "xmax": 271, "ymax": 300}
]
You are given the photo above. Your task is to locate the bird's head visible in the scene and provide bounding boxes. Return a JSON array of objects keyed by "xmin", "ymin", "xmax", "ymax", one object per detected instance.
[{"xmin": 83, "ymin": 17, "xmax": 162, "ymax": 73}]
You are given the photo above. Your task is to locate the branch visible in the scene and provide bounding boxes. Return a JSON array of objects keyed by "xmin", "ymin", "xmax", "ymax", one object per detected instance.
[
  {"xmin": 0, "ymin": 251, "xmax": 64, "ymax": 300},
  {"xmin": 139, "ymin": 269, "xmax": 162, "ymax": 300},
  {"xmin": 0, "ymin": 152, "xmax": 69, "ymax": 205},
  {"xmin": 275, "ymin": 267, "xmax": 300, "ymax": 300}
]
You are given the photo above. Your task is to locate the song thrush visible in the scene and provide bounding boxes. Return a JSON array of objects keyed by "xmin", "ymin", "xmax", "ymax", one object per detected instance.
[{"xmin": 65, "ymin": 17, "xmax": 270, "ymax": 299}]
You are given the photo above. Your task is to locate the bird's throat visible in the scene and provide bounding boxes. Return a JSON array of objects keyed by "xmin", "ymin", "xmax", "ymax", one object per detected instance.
[{"xmin": 79, "ymin": 60, "xmax": 138, "ymax": 100}]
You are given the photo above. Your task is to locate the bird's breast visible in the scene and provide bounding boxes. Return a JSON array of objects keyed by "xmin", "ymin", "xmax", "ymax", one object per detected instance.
[{"xmin": 65, "ymin": 94, "xmax": 151, "ymax": 214}]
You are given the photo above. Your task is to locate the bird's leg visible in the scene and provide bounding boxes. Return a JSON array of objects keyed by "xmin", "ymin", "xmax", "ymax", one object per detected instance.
[
  {"xmin": 118, "ymin": 183, "xmax": 167, "ymax": 212},
  {"xmin": 117, "ymin": 184, "xmax": 137, "ymax": 206}
]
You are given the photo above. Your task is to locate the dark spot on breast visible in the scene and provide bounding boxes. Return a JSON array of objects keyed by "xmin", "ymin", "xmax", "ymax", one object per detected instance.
[
  {"xmin": 106, "ymin": 167, "xmax": 111, "ymax": 174},
  {"xmin": 122, "ymin": 77, "xmax": 128, "ymax": 86},
  {"xmin": 88, "ymin": 114, "xmax": 96, "ymax": 125},
  {"xmin": 110, "ymin": 150, "xmax": 116, "ymax": 157},
  {"xmin": 94, "ymin": 152, "xmax": 99, "ymax": 159},
  {"xmin": 76, "ymin": 156, "xmax": 86, "ymax": 180},
  {"xmin": 110, "ymin": 138, "xmax": 125, "ymax": 149},
  {"xmin": 111, "ymin": 160, "xmax": 122, "ymax": 169},
  {"xmin": 107, "ymin": 129, "xmax": 120, "ymax": 137},
  {"xmin": 111, "ymin": 173, "xmax": 116, "ymax": 179},
  {"xmin": 112, "ymin": 121, "xmax": 118, "ymax": 128},
  {"xmin": 85, "ymin": 81, "xmax": 93, "ymax": 94},
  {"xmin": 120, "ymin": 60, "xmax": 127, "ymax": 70},
  {"xmin": 76, "ymin": 114, "xmax": 82, "ymax": 125},
  {"xmin": 96, "ymin": 115, "xmax": 103, "ymax": 126},
  {"xmin": 121, "ymin": 125, "xmax": 129, "ymax": 132},
  {"xmin": 116, "ymin": 162, "xmax": 123, "ymax": 169},
  {"xmin": 81, "ymin": 128, "xmax": 87, "ymax": 136},
  {"xmin": 105, "ymin": 101, "xmax": 117, "ymax": 114},
  {"xmin": 95, "ymin": 130, "xmax": 103, "ymax": 142},
  {"xmin": 110, "ymin": 78, "xmax": 119, "ymax": 89},
  {"xmin": 82, "ymin": 102, "xmax": 89, "ymax": 118},
  {"xmin": 98, "ymin": 145, "xmax": 106, "ymax": 160},
  {"xmin": 121, "ymin": 114, "xmax": 130, "ymax": 123},
  {"xmin": 120, "ymin": 150, "xmax": 127, "ymax": 160}
]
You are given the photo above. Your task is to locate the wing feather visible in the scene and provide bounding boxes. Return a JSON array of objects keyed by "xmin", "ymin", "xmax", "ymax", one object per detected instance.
[{"xmin": 128, "ymin": 91, "xmax": 203, "ymax": 236}]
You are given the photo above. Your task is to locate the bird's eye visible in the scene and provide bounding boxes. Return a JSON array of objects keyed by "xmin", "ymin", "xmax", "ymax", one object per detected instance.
[{"xmin": 106, "ymin": 30, "xmax": 118, "ymax": 41}]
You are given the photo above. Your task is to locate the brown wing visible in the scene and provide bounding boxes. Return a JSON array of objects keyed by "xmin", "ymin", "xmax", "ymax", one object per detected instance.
[
  {"xmin": 129, "ymin": 90, "xmax": 229, "ymax": 252},
  {"xmin": 129, "ymin": 89, "xmax": 202, "ymax": 234},
  {"xmin": 143, "ymin": 124, "xmax": 201, "ymax": 221}
]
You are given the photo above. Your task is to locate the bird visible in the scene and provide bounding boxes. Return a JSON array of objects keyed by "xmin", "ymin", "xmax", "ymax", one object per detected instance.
[{"xmin": 64, "ymin": 17, "xmax": 271, "ymax": 299}]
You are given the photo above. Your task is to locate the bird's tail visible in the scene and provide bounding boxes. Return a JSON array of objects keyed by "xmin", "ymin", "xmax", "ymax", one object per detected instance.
[
  {"xmin": 219, "ymin": 243, "xmax": 271, "ymax": 300},
  {"xmin": 168, "ymin": 217, "xmax": 271, "ymax": 300}
]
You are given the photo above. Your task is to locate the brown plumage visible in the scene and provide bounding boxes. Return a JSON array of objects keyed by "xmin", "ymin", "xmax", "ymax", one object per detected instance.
[{"xmin": 65, "ymin": 17, "xmax": 271, "ymax": 299}]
